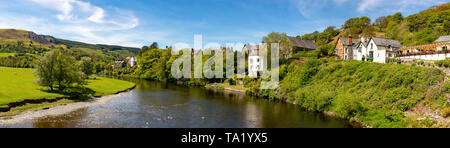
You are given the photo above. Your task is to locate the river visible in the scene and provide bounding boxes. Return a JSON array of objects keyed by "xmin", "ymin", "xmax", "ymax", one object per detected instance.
[{"xmin": 1, "ymin": 79, "xmax": 356, "ymax": 128}]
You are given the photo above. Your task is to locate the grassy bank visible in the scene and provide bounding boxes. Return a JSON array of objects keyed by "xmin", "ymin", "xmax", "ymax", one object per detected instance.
[
  {"xmin": 246, "ymin": 58, "xmax": 449, "ymax": 128},
  {"xmin": 0, "ymin": 67, "xmax": 135, "ymax": 111}
]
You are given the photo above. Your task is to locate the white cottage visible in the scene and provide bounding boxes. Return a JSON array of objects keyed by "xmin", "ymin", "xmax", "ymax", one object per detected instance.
[
  {"xmin": 356, "ymin": 37, "xmax": 402, "ymax": 63},
  {"xmin": 244, "ymin": 44, "xmax": 263, "ymax": 77},
  {"xmin": 126, "ymin": 56, "xmax": 137, "ymax": 67}
]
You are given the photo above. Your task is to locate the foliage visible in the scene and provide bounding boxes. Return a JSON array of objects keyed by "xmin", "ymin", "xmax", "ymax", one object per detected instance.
[
  {"xmin": 299, "ymin": 26, "xmax": 339, "ymax": 46},
  {"xmin": 245, "ymin": 58, "xmax": 447, "ymax": 128},
  {"xmin": 136, "ymin": 48, "xmax": 172, "ymax": 81},
  {"xmin": 262, "ymin": 32, "xmax": 293, "ymax": 59},
  {"xmin": 80, "ymin": 57, "xmax": 94, "ymax": 78},
  {"xmin": 34, "ymin": 49, "xmax": 85, "ymax": 91},
  {"xmin": 442, "ymin": 107, "xmax": 450, "ymax": 118},
  {"xmin": 317, "ymin": 44, "xmax": 336, "ymax": 56},
  {"xmin": 0, "ymin": 66, "xmax": 135, "ymax": 108}
]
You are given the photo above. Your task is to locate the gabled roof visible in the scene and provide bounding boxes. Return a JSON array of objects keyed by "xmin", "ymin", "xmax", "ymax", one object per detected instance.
[
  {"xmin": 338, "ymin": 37, "xmax": 359, "ymax": 46},
  {"xmin": 287, "ymin": 36, "xmax": 318, "ymax": 49},
  {"xmin": 435, "ymin": 35, "xmax": 450, "ymax": 43},
  {"xmin": 370, "ymin": 37, "xmax": 402, "ymax": 48},
  {"xmin": 243, "ymin": 44, "xmax": 260, "ymax": 56}
]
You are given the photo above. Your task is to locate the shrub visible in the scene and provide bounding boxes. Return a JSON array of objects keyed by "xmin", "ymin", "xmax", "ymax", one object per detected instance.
[
  {"xmin": 435, "ymin": 60, "xmax": 444, "ymax": 67},
  {"xmin": 442, "ymin": 107, "xmax": 450, "ymax": 118}
]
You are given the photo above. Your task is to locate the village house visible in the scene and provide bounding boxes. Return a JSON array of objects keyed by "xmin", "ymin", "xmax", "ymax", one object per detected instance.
[
  {"xmin": 112, "ymin": 60, "xmax": 125, "ymax": 68},
  {"xmin": 397, "ymin": 35, "xmax": 450, "ymax": 61},
  {"xmin": 335, "ymin": 36, "xmax": 360, "ymax": 60},
  {"xmin": 126, "ymin": 56, "xmax": 137, "ymax": 67},
  {"xmin": 243, "ymin": 44, "xmax": 263, "ymax": 77},
  {"xmin": 355, "ymin": 37, "xmax": 402, "ymax": 63},
  {"xmin": 286, "ymin": 36, "xmax": 318, "ymax": 58}
]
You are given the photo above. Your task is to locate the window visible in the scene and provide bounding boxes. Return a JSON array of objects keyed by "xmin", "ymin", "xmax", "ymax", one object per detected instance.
[
  {"xmin": 371, "ymin": 43, "xmax": 373, "ymax": 49},
  {"xmin": 250, "ymin": 59, "xmax": 253, "ymax": 64},
  {"xmin": 369, "ymin": 51, "xmax": 374, "ymax": 59}
]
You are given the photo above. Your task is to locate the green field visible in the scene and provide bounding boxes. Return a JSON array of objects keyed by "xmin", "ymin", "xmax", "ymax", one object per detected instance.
[
  {"xmin": 0, "ymin": 53, "xmax": 16, "ymax": 57},
  {"xmin": 0, "ymin": 67, "xmax": 135, "ymax": 108}
]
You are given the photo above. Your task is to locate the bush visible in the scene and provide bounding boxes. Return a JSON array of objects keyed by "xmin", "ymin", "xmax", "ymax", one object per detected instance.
[
  {"xmin": 434, "ymin": 60, "xmax": 443, "ymax": 67},
  {"xmin": 442, "ymin": 107, "xmax": 450, "ymax": 118}
]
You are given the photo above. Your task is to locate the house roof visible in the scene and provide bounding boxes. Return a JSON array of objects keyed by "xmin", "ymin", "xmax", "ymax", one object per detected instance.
[
  {"xmin": 244, "ymin": 44, "xmax": 260, "ymax": 56},
  {"xmin": 371, "ymin": 37, "xmax": 402, "ymax": 48},
  {"xmin": 435, "ymin": 35, "xmax": 450, "ymax": 43},
  {"xmin": 287, "ymin": 36, "xmax": 318, "ymax": 49},
  {"xmin": 399, "ymin": 43, "xmax": 450, "ymax": 52},
  {"xmin": 338, "ymin": 37, "xmax": 359, "ymax": 46}
]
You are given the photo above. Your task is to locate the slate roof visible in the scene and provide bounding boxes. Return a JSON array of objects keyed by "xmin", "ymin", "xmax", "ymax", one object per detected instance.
[
  {"xmin": 287, "ymin": 36, "xmax": 318, "ymax": 49},
  {"xmin": 244, "ymin": 44, "xmax": 260, "ymax": 56},
  {"xmin": 435, "ymin": 35, "xmax": 450, "ymax": 43},
  {"xmin": 371, "ymin": 37, "xmax": 402, "ymax": 48},
  {"xmin": 339, "ymin": 37, "xmax": 360, "ymax": 46}
]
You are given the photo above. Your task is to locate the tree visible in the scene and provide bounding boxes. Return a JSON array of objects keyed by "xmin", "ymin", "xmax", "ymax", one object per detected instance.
[
  {"xmin": 150, "ymin": 42, "xmax": 159, "ymax": 49},
  {"xmin": 262, "ymin": 32, "xmax": 293, "ymax": 59},
  {"xmin": 392, "ymin": 12, "xmax": 403, "ymax": 23},
  {"xmin": 317, "ymin": 44, "xmax": 336, "ymax": 56},
  {"xmin": 80, "ymin": 57, "xmax": 94, "ymax": 78},
  {"xmin": 35, "ymin": 49, "xmax": 58, "ymax": 91},
  {"xmin": 34, "ymin": 49, "xmax": 85, "ymax": 91}
]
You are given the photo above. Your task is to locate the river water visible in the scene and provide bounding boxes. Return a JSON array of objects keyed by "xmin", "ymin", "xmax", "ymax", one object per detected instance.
[{"xmin": 2, "ymin": 80, "xmax": 355, "ymax": 128}]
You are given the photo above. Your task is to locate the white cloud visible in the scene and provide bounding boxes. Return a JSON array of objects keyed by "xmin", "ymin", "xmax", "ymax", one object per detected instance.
[{"xmin": 0, "ymin": 0, "xmax": 145, "ymax": 47}]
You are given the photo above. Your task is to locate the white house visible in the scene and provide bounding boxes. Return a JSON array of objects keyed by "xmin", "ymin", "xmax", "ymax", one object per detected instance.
[
  {"xmin": 126, "ymin": 56, "xmax": 137, "ymax": 67},
  {"xmin": 355, "ymin": 37, "xmax": 402, "ymax": 63},
  {"xmin": 244, "ymin": 44, "xmax": 263, "ymax": 77}
]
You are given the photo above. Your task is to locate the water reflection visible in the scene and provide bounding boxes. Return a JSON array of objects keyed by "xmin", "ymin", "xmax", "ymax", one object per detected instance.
[{"xmin": 3, "ymin": 79, "xmax": 355, "ymax": 128}]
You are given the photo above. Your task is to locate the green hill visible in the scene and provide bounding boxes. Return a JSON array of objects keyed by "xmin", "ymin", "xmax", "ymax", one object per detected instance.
[
  {"xmin": 300, "ymin": 2, "xmax": 450, "ymax": 47},
  {"xmin": 0, "ymin": 29, "xmax": 139, "ymax": 56}
]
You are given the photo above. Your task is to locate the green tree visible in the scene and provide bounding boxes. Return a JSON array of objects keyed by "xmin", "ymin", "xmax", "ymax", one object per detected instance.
[
  {"xmin": 150, "ymin": 42, "xmax": 159, "ymax": 49},
  {"xmin": 34, "ymin": 49, "xmax": 85, "ymax": 91},
  {"xmin": 80, "ymin": 57, "xmax": 94, "ymax": 78},
  {"xmin": 317, "ymin": 44, "xmax": 336, "ymax": 56}
]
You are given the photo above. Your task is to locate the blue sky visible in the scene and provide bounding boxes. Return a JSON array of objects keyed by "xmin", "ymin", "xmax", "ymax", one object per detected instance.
[{"xmin": 0, "ymin": 0, "xmax": 447, "ymax": 49}]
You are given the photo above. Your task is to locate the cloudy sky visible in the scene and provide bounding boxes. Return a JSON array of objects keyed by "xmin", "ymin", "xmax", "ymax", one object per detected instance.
[{"xmin": 0, "ymin": 0, "xmax": 447, "ymax": 49}]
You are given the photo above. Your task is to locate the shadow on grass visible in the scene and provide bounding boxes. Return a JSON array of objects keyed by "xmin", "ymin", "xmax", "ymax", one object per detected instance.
[{"xmin": 40, "ymin": 86, "xmax": 96, "ymax": 102}]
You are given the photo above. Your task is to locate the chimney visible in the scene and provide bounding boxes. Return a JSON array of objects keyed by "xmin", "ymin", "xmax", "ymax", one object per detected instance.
[{"xmin": 348, "ymin": 35, "xmax": 353, "ymax": 45}]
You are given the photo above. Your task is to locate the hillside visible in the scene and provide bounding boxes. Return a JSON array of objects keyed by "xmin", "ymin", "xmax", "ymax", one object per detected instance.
[
  {"xmin": 244, "ymin": 58, "xmax": 449, "ymax": 128},
  {"xmin": 0, "ymin": 29, "xmax": 139, "ymax": 55},
  {"xmin": 301, "ymin": 2, "xmax": 450, "ymax": 47}
]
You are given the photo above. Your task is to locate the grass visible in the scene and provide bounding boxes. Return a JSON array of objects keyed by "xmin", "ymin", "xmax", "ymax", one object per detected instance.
[
  {"xmin": 0, "ymin": 99, "xmax": 74, "ymax": 117},
  {"xmin": 216, "ymin": 83, "xmax": 248, "ymax": 90},
  {"xmin": 0, "ymin": 53, "xmax": 16, "ymax": 57},
  {"xmin": 0, "ymin": 67, "xmax": 135, "ymax": 109}
]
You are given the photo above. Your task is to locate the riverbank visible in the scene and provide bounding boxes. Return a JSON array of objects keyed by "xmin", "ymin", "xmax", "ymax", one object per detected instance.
[
  {"xmin": 230, "ymin": 59, "xmax": 449, "ymax": 128},
  {"xmin": 0, "ymin": 89, "xmax": 134, "ymax": 125},
  {"xmin": 0, "ymin": 67, "xmax": 136, "ymax": 117},
  {"xmin": 205, "ymin": 83, "xmax": 247, "ymax": 94}
]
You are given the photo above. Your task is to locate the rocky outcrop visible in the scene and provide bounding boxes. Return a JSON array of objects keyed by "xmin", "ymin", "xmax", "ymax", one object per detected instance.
[{"xmin": 28, "ymin": 32, "xmax": 56, "ymax": 44}]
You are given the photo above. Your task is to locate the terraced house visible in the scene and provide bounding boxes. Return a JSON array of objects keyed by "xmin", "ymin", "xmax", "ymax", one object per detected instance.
[
  {"xmin": 397, "ymin": 35, "xmax": 450, "ymax": 61},
  {"xmin": 335, "ymin": 36, "xmax": 359, "ymax": 60},
  {"xmin": 355, "ymin": 37, "xmax": 402, "ymax": 63}
]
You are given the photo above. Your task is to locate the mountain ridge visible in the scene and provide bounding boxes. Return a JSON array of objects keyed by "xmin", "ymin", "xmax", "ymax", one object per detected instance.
[{"xmin": 0, "ymin": 29, "xmax": 140, "ymax": 55}]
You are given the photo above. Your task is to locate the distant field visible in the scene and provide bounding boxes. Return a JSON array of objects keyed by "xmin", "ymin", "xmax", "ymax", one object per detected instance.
[
  {"xmin": 0, "ymin": 53, "xmax": 16, "ymax": 57},
  {"xmin": 0, "ymin": 67, "xmax": 135, "ymax": 108}
]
